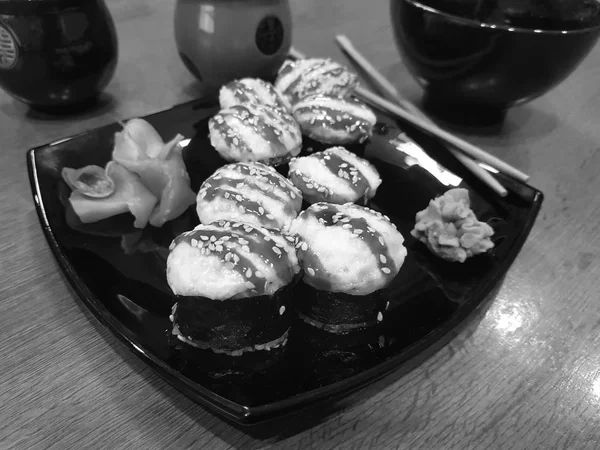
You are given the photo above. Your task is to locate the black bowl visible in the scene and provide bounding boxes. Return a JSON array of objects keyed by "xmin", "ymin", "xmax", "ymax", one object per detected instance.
[{"xmin": 390, "ymin": 0, "xmax": 600, "ymax": 122}]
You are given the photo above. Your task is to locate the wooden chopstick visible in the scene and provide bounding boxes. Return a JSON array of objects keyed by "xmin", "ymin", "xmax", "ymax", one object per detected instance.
[
  {"xmin": 289, "ymin": 45, "xmax": 529, "ymax": 185},
  {"xmin": 334, "ymin": 35, "xmax": 510, "ymax": 197},
  {"xmin": 355, "ymin": 88, "xmax": 529, "ymax": 183}
]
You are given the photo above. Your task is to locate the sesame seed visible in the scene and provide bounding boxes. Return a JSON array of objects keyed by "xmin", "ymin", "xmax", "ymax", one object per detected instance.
[
  {"xmin": 200, "ymin": 235, "xmax": 209, "ymax": 241},
  {"xmin": 385, "ymin": 301, "xmax": 390, "ymax": 310},
  {"xmin": 380, "ymin": 254, "xmax": 387, "ymax": 263},
  {"xmin": 381, "ymin": 267, "xmax": 391, "ymax": 274},
  {"xmin": 307, "ymin": 267, "xmax": 316, "ymax": 276},
  {"xmin": 272, "ymin": 246, "xmax": 282, "ymax": 255},
  {"xmin": 379, "ymin": 237, "xmax": 385, "ymax": 246},
  {"xmin": 377, "ymin": 312, "xmax": 383, "ymax": 322},
  {"xmin": 279, "ymin": 305, "xmax": 286, "ymax": 315},
  {"xmin": 245, "ymin": 268, "xmax": 252, "ymax": 278},
  {"xmin": 255, "ymin": 270, "xmax": 264, "ymax": 278}
]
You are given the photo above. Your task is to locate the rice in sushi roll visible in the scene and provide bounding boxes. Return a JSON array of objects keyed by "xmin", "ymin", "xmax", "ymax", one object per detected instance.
[
  {"xmin": 196, "ymin": 162, "xmax": 302, "ymax": 231},
  {"xmin": 209, "ymin": 104, "xmax": 302, "ymax": 166},
  {"xmin": 292, "ymin": 94, "xmax": 377, "ymax": 145},
  {"xmin": 274, "ymin": 58, "xmax": 358, "ymax": 105},
  {"xmin": 167, "ymin": 221, "xmax": 300, "ymax": 355},
  {"xmin": 289, "ymin": 202, "xmax": 407, "ymax": 332},
  {"xmin": 219, "ymin": 77, "xmax": 291, "ymax": 112},
  {"xmin": 288, "ymin": 146, "xmax": 381, "ymax": 205}
]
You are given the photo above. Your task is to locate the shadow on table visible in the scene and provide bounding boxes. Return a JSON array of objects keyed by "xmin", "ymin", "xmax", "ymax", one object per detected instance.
[
  {"xmin": 0, "ymin": 92, "xmax": 117, "ymax": 122},
  {"xmin": 415, "ymin": 99, "xmax": 560, "ymax": 141},
  {"xmin": 61, "ymin": 265, "xmax": 502, "ymax": 446}
]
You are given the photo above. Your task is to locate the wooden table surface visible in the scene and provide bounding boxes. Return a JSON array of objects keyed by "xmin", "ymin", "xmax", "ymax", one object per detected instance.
[{"xmin": 2, "ymin": 0, "xmax": 600, "ymax": 449}]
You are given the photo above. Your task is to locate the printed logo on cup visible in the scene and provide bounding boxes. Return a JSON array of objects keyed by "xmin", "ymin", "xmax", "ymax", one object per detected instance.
[
  {"xmin": 255, "ymin": 15, "xmax": 284, "ymax": 56},
  {"xmin": 0, "ymin": 22, "xmax": 18, "ymax": 70}
]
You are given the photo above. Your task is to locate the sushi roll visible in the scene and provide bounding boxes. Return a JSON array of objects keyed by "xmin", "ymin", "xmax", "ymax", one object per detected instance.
[
  {"xmin": 411, "ymin": 188, "xmax": 495, "ymax": 263},
  {"xmin": 167, "ymin": 221, "xmax": 300, "ymax": 356},
  {"xmin": 292, "ymin": 94, "xmax": 377, "ymax": 145},
  {"xmin": 275, "ymin": 58, "xmax": 358, "ymax": 105},
  {"xmin": 196, "ymin": 161, "xmax": 303, "ymax": 231},
  {"xmin": 219, "ymin": 77, "xmax": 291, "ymax": 112},
  {"xmin": 290, "ymin": 202, "xmax": 407, "ymax": 333},
  {"xmin": 209, "ymin": 104, "xmax": 302, "ymax": 166},
  {"xmin": 288, "ymin": 146, "xmax": 381, "ymax": 205}
]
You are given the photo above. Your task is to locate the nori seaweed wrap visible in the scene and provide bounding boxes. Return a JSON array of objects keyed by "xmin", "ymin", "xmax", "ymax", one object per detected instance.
[
  {"xmin": 290, "ymin": 202, "xmax": 407, "ymax": 333},
  {"xmin": 167, "ymin": 220, "xmax": 300, "ymax": 355}
]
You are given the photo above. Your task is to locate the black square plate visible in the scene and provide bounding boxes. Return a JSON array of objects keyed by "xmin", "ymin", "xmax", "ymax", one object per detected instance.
[{"xmin": 27, "ymin": 99, "xmax": 543, "ymax": 424}]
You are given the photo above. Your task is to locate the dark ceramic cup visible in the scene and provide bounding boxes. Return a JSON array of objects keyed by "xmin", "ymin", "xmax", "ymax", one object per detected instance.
[
  {"xmin": 0, "ymin": 0, "xmax": 118, "ymax": 111},
  {"xmin": 390, "ymin": 0, "xmax": 600, "ymax": 123}
]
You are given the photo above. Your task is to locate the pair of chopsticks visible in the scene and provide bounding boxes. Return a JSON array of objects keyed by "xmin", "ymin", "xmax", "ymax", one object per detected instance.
[{"xmin": 289, "ymin": 39, "xmax": 530, "ymax": 197}]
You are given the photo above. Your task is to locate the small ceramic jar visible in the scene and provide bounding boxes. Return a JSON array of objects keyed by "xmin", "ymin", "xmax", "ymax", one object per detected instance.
[{"xmin": 174, "ymin": 0, "xmax": 292, "ymax": 90}]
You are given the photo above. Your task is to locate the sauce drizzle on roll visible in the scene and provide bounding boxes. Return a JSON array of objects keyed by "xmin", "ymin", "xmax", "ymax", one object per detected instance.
[
  {"xmin": 290, "ymin": 202, "xmax": 407, "ymax": 296},
  {"xmin": 219, "ymin": 77, "xmax": 291, "ymax": 112},
  {"xmin": 288, "ymin": 146, "xmax": 381, "ymax": 205},
  {"xmin": 197, "ymin": 161, "xmax": 302, "ymax": 231},
  {"xmin": 209, "ymin": 104, "xmax": 302, "ymax": 165},
  {"xmin": 292, "ymin": 94, "xmax": 377, "ymax": 145},
  {"xmin": 167, "ymin": 221, "xmax": 300, "ymax": 301},
  {"xmin": 275, "ymin": 58, "xmax": 358, "ymax": 105}
]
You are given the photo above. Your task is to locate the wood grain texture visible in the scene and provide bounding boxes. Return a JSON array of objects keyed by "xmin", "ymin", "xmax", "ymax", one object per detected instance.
[{"xmin": 1, "ymin": 0, "xmax": 600, "ymax": 449}]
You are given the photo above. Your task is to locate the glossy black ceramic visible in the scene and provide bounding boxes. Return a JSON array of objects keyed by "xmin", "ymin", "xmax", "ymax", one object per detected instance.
[
  {"xmin": 0, "ymin": 0, "xmax": 118, "ymax": 110},
  {"xmin": 27, "ymin": 99, "xmax": 543, "ymax": 424},
  {"xmin": 390, "ymin": 0, "xmax": 600, "ymax": 121}
]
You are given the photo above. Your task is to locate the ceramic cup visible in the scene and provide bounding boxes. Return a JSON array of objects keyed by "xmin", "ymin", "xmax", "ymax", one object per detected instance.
[
  {"xmin": 0, "ymin": 0, "xmax": 118, "ymax": 112},
  {"xmin": 174, "ymin": 0, "xmax": 292, "ymax": 92}
]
